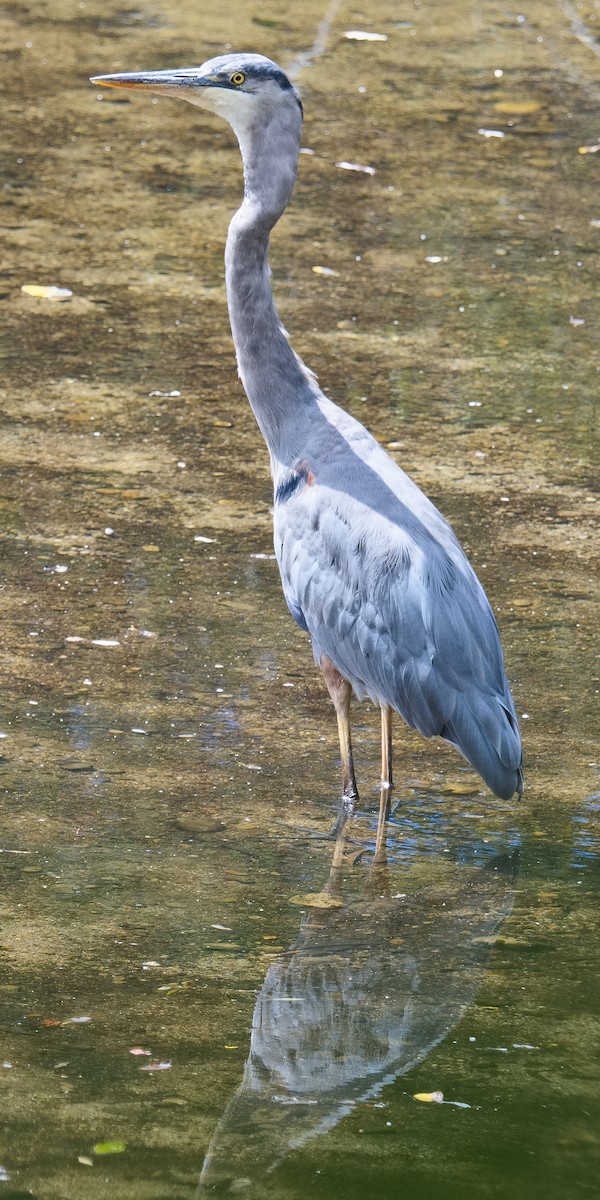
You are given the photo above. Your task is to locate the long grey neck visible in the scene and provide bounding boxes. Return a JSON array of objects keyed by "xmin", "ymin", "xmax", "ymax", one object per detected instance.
[{"xmin": 224, "ymin": 108, "xmax": 318, "ymax": 466}]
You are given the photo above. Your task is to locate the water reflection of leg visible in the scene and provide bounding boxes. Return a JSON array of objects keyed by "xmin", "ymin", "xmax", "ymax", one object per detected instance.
[
  {"xmin": 374, "ymin": 782, "xmax": 392, "ymax": 865},
  {"xmin": 325, "ymin": 811, "xmax": 355, "ymax": 895},
  {"xmin": 293, "ymin": 813, "xmax": 354, "ymax": 912}
]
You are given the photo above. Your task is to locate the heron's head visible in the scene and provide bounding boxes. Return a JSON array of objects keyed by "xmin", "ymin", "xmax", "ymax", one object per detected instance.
[{"xmin": 91, "ymin": 52, "xmax": 303, "ymax": 145}]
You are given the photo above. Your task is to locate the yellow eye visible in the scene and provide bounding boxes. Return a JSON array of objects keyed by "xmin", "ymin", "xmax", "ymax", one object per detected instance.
[{"xmin": 230, "ymin": 72, "xmax": 246, "ymax": 86}]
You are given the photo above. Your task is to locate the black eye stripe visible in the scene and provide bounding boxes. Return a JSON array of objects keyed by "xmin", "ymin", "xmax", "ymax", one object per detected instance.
[{"xmin": 218, "ymin": 63, "xmax": 303, "ymax": 115}]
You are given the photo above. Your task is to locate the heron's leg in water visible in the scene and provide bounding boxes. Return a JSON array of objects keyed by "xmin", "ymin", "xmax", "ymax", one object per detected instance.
[
  {"xmin": 320, "ymin": 655, "xmax": 359, "ymax": 830},
  {"xmin": 374, "ymin": 704, "xmax": 393, "ymax": 859},
  {"xmin": 380, "ymin": 704, "xmax": 393, "ymax": 792}
]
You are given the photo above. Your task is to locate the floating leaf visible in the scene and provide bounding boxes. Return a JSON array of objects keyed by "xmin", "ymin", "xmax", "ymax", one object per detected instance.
[
  {"xmin": 344, "ymin": 29, "xmax": 388, "ymax": 41},
  {"xmin": 21, "ymin": 284, "xmax": 73, "ymax": 301},
  {"xmin": 312, "ymin": 265, "xmax": 340, "ymax": 277},
  {"xmin": 93, "ymin": 1140, "xmax": 126, "ymax": 1155},
  {"xmin": 413, "ymin": 1090, "xmax": 444, "ymax": 1103},
  {"xmin": 129, "ymin": 1047, "xmax": 152, "ymax": 1056},
  {"xmin": 335, "ymin": 160, "xmax": 376, "ymax": 175},
  {"xmin": 473, "ymin": 935, "xmax": 530, "ymax": 946},
  {"xmin": 492, "ymin": 100, "xmax": 541, "ymax": 114},
  {"xmin": 289, "ymin": 891, "xmax": 344, "ymax": 908},
  {"xmin": 78, "ymin": 1156, "xmax": 94, "ymax": 1166},
  {"xmin": 139, "ymin": 1060, "xmax": 172, "ymax": 1071}
]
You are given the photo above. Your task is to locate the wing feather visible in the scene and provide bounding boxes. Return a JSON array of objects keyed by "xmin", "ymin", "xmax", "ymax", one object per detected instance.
[{"xmin": 273, "ymin": 413, "xmax": 523, "ymax": 799}]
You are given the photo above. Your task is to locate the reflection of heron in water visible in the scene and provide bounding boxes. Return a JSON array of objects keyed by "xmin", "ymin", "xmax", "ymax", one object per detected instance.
[
  {"xmin": 197, "ymin": 813, "xmax": 518, "ymax": 1195},
  {"xmin": 91, "ymin": 54, "xmax": 523, "ymax": 824}
]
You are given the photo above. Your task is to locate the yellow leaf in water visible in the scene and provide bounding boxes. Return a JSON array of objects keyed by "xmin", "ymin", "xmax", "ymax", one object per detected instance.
[
  {"xmin": 288, "ymin": 891, "xmax": 344, "ymax": 908},
  {"xmin": 312, "ymin": 265, "xmax": 340, "ymax": 277},
  {"xmin": 21, "ymin": 284, "xmax": 73, "ymax": 300},
  {"xmin": 492, "ymin": 100, "xmax": 541, "ymax": 114},
  {"xmin": 413, "ymin": 1091, "xmax": 444, "ymax": 1104}
]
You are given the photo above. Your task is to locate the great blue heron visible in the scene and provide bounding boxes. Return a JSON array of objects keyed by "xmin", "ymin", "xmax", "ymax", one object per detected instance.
[{"xmin": 91, "ymin": 53, "xmax": 523, "ymax": 816}]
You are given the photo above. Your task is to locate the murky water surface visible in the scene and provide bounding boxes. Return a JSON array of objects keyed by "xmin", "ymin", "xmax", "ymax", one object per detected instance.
[{"xmin": 1, "ymin": 0, "xmax": 599, "ymax": 1196}]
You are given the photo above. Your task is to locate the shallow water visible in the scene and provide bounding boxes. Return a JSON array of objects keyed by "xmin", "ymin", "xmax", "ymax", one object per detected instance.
[{"xmin": 1, "ymin": 0, "xmax": 599, "ymax": 1196}]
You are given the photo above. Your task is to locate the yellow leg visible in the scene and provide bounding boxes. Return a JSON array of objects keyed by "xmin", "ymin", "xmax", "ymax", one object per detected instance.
[
  {"xmin": 380, "ymin": 703, "xmax": 393, "ymax": 791},
  {"xmin": 375, "ymin": 705, "xmax": 393, "ymax": 860},
  {"xmin": 320, "ymin": 655, "xmax": 358, "ymax": 832}
]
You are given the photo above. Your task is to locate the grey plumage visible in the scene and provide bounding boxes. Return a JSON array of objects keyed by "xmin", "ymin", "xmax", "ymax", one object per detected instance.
[
  {"xmin": 276, "ymin": 412, "xmax": 522, "ymax": 798},
  {"xmin": 91, "ymin": 53, "xmax": 523, "ymax": 803}
]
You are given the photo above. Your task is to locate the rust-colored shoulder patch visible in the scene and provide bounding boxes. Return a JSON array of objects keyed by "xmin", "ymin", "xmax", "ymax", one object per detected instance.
[
  {"xmin": 296, "ymin": 459, "xmax": 316, "ymax": 486},
  {"xmin": 275, "ymin": 460, "xmax": 316, "ymax": 505}
]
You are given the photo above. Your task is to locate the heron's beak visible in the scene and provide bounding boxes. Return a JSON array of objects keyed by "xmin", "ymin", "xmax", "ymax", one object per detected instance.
[{"xmin": 90, "ymin": 69, "xmax": 218, "ymax": 94}]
